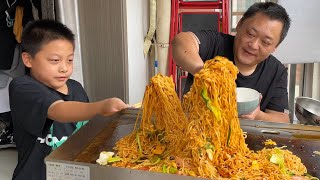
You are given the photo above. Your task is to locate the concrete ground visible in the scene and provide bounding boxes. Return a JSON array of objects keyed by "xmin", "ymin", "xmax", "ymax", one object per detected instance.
[{"xmin": 0, "ymin": 148, "xmax": 17, "ymax": 180}]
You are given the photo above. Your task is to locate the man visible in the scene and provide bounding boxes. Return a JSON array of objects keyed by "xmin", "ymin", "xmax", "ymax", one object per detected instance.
[{"xmin": 172, "ymin": 2, "xmax": 291, "ymax": 123}]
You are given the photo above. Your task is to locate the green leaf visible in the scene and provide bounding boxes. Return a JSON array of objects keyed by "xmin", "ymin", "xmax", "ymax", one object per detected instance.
[
  {"xmin": 136, "ymin": 131, "xmax": 142, "ymax": 156},
  {"xmin": 169, "ymin": 167, "xmax": 178, "ymax": 174},
  {"xmin": 150, "ymin": 156, "xmax": 161, "ymax": 165},
  {"xmin": 227, "ymin": 123, "xmax": 232, "ymax": 147},
  {"xmin": 270, "ymin": 148, "xmax": 286, "ymax": 173},
  {"xmin": 204, "ymin": 142, "xmax": 215, "ymax": 151},
  {"xmin": 201, "ymin": 88, "xmax": 221, "ymax": 120},
  {"xmin": 107, "ymin": 156, "xmax": 122, "ymax": 163},
  {"xmin": 162, "ymin": 164, "xmax": 167, "ymax": 173}
]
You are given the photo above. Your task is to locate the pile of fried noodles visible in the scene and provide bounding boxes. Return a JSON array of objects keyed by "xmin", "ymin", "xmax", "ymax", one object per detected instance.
[{"xmin": 108, "ymin": 56, "xmax": 310, "ymax": 179}]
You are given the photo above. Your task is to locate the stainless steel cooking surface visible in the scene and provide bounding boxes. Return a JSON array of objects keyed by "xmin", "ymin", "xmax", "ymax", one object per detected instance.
[
  {"xmin": 295, "ymin": 97, "xmax": 320, "ymax": 126},
  {"xmin": 46, "ymin": 109, "xmax": 320, "ymax": 179}
]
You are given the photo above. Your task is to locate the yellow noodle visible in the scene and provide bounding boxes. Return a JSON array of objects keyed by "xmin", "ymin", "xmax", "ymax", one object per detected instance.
[{"xmin": 111, "ymin": 56, "xmax": 308, "ymax": 179}]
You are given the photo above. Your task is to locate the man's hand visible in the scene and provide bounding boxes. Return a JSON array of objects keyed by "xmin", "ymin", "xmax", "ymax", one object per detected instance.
[
  {"xmin": 239, "ymin": 105, "xmax": 261, "ymax": 120},
  {"xmin": 238, "ymin": 92, "xmax": 289, "ymax": 123},
  {"xmin": 239, "ymin": 93, "xmax": 262, "ymax": 120}
]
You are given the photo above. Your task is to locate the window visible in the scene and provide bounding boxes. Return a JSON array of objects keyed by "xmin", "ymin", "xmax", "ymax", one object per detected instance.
[{"xmin": 231, "ymin": 0, "xmax": 277, "ymax": 33}]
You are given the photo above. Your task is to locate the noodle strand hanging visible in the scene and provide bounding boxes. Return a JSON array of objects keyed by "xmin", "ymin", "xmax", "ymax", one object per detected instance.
[{"xmin": 101, "ymin": 56, "xmax": 309, "ymax": 179}]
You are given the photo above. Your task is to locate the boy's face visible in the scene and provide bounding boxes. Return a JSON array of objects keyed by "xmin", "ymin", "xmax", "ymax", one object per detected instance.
[{"xmin": 22, "ymin": 39, "xmax": 74, "ymax": 92}]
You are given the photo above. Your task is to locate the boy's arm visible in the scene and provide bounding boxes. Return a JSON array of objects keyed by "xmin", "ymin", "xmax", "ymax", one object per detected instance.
[
  {"xmin": 171, "ymin": 32, "xmax": 204, "ymax": 75},
  {"xmin": 48, "ymin": 98, "xmax": 128, "ymax": 122}
]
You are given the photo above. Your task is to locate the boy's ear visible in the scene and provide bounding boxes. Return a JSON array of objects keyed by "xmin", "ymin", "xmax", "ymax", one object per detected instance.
[{"xmin": 21, "ymin": 52, "xmax": 32, "ymax": 68}]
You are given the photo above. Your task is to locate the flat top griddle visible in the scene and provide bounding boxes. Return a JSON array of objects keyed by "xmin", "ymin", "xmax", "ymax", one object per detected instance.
[{"xmin": 47, "ymin": 108, "xmax": 320, "ymax": 178}]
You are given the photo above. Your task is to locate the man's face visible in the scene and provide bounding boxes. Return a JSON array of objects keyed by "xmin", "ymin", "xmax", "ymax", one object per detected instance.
[
  {"xmin": 23, "ymin": 39, "xmax": 74, "ymax": 92},
  {"xmin": 234, "ymin": 13, "xmax": 283, "ymax": 67}
]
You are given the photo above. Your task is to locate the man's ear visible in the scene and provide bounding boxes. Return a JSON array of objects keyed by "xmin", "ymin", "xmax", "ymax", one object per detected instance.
[{"xmin": 21, "ymin": 52, "xmax": 32, "ymax": 68}]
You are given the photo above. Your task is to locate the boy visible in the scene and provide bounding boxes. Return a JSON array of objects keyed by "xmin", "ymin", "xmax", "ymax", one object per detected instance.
[{"xmin": 9, "ymin": 20, "xmax": 128, "ymax": 180}]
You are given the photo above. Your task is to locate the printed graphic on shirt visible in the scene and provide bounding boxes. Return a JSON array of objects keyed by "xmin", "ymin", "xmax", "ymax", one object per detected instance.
[
  {"xmin": 37, "ymin": 120, "xmax": 88, "ymax": 149},
  {"xmin": 37, "ymin": 134, "xmax": 68, "ymax": 148}
]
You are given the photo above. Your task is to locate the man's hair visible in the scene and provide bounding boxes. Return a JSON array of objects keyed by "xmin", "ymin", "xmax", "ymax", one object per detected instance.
[
  {"xmin": 240, "ymin": 2, "xmax": 291, "ymax": 45},
  {"xmin": 21, "ymin": 19, "xmax": 75, "ymax": 57}
]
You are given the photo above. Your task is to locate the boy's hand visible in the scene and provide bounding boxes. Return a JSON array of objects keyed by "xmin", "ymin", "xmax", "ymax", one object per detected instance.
[{"xmin": 101, "ymin": 98, "xmax": 129, "ymax": 116}]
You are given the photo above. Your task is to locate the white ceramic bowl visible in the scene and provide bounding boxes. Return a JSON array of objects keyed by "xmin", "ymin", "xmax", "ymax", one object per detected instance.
[{"xmin": 236, "ymin": 87, "xmax": 260, "ymax": 116}]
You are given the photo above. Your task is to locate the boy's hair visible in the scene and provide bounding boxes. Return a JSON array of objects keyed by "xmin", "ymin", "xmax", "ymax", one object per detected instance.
[
  {"xmin": 21, "ymin": 19, "xmax": 75, "ymax": 57},
  {"xmin": 240, "ymin": 2, "xmax": 291, "ymax": 45}
]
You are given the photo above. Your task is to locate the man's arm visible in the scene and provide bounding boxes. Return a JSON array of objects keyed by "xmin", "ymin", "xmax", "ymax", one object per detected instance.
[
  {"xmin": 240, "ymin": 107, "xmax": 289, "ymax": 123},
  {"xmin": 257, "ymin": 109, "xmax": 289, "ymax": 123},
  {"xmin": 47, "ymin": 98, "xmax": 128, "ymax": 123},
  {"xmin": 171, "ymin": 32, "xmax": 204, "ymax": 75}
]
